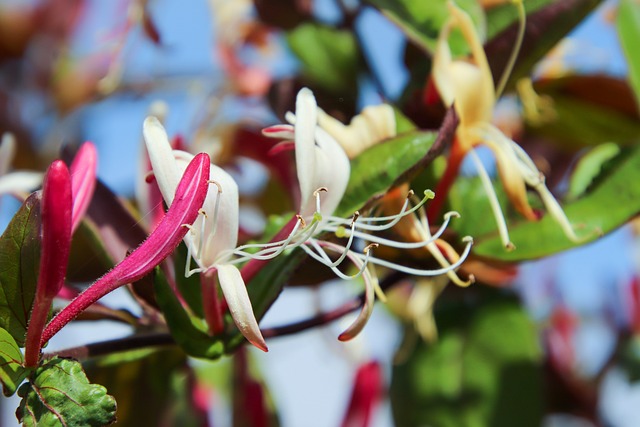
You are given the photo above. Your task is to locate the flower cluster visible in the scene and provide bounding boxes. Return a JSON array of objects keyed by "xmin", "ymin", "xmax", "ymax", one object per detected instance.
[{"xmin": 141, "ymin": 87, "xmax": 473, "ymax": 349}]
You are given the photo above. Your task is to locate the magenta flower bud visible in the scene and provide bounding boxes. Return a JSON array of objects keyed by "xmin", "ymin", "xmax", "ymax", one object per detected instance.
[
  {"xmin": 341, "ymin": 361, "xmax": 383, "ymax": 427},
  {"xmin": 41, "ymin": 153, "xmax": 211, "ymax": 346},
  {"xmin": 69, "ymin": 142, "xmax": 98, "ymax": 233},
  {"xmin": 24, "ymin": 160, "xmax": 72, "ymax": 367}
]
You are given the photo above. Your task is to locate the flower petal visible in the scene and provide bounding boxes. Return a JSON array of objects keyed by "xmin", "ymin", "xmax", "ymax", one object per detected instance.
[
  {"xmin": 217, "ymin": 263, "xmax": 268, "ymax": 352},
  {"xmin": 0, "ymin": 171, "xmax": 44, "ymax": 196},
  {"xmin": 0, "ymin": 133, "xmax": 16, "ymax": 176},
  {"xmin": 173, "ymin": 150, "xmax": 240, "ymax": 268},
  {"xmin": 294, "ymin": 88, "xmax": 319, "ymax": 215},
  {"xmin": 69, "ymin": 142, "xmax": 98, "ymax": 233},
  {"xmin": 310, "ymin": 127, "xmax": 351, "ymax": 219},
  {"xmin": 143, "ymin": 116, "xmax": 181, "ymax": 205}
]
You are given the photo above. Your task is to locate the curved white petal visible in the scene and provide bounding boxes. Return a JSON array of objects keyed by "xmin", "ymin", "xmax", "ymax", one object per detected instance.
[
  {"xmin": 216, "ymin": 264, "xmax": 268, "ymax": 352},
  {"xmin": 0, "ymin": 171, "xmax": 43, "ymax": 196},
  {"xmin": 173, "ymin": 151, "xmax": 240, "ymax": 268},
  {"xmin": 307, "ymin": 127, "xmax": 350, "ymax": 219},
  {"xmin": 143, "ymin": 116, "xmax": 181, "ymax": 204},
  {"xmin": 294, "ymin": 88, "xmax": 319, "ymax": 215},
  {"xmin": 0, "ymin": 133, "xmax": 16, "ymax": 176}
]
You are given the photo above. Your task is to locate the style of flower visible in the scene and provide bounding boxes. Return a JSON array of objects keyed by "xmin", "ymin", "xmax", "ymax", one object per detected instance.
[
  {"xmin": 431, "ymin": 0, "xmax": 582, "ymax": 248},
  {"xmin": 143, "ymin": 118, "xmax": 268, "ymax": 352},
  {"xmin": 261, "ymin": 88, "xmax": 473, "ymax": 341}
]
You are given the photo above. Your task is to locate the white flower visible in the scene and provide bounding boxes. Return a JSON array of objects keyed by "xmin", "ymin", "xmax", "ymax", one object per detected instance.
[
  {"xmin": 262, "ymin": 88, "xmax": 473, "ymax": 340},
  {"xmin": 143, "ymin": 117, "xmax": 267, "ymax": 352}
]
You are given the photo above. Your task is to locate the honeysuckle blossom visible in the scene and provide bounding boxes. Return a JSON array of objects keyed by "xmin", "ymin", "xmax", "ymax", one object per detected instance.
[
  {"xmin": 0, "ymin": 133, "xmax": 43, "ymax": 197},
  {"xmin": 261, "ymin": 88, "xmax": 473, "ymax": 340},
  {"xmin": 143, "ymin": 117, "xmax": 268, "ymax": 352},
  {"xmin": 432, "ymin": 1, "xmax": 582, "ymax": 248},
  {"xmin": 41, "ymin": 152, "xmax": 211, "ymax": 346}
]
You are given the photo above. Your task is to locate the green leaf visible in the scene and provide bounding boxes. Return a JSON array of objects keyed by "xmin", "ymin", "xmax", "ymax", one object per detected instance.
[
  {"xmin": 0, "ymin": 327, "xmax": 27, "ymax": 396},
  {"xmin": 286, "ymin": 23, "xmax": 359, "ymax": 93},
  {"xmin": 473, "ymin": 145, "xmax": 640, "ymax": 261},
  {"xmin": 393, "ymin": 107, "xmax": 417, "ymax": 134},
  {"xmin": 84, "ymin": 349, "xmax": 207, "ymax": 427},
  {"xmin": 154, "ymin": 269, "xmax": 225, "ymax": 359},
  {"xmin": 567, "ymin": 143, "xmax": 621, "ymax": 200},
  {"xmin": 618, "ymin": 0, "xmax": 640, "ymax": 108},
  {"xmin": 0, "ymin": 193, "xmax": 41, "ymax": 347},
  {"xmin": 364, "ymin": 0, "xmax": 485, "ymax": 55},
  {"xmin": 336, "ymin": 131, "xmax": 437, "ymax": 217},
  {"xmin": 390, "ymin": 290, "xmax": 542, "ymax": 427},
  {"xmin": 17, "ymin": 357, "xmax": 116, "ymax": 427}
]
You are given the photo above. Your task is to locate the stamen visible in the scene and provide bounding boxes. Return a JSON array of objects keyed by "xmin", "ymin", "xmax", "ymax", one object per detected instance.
[
  {"xmin": 230, "ymin": 215, "xmax": 318, "ymax": 262},
  {"xmin": 364, "ymin": 243, "xmax": 387, "ymax": 302},
  {"xmin": 351, "ymin": 211, "xmax": 360, "ymax": 226},
  {"xmin": 314, "ymin": 187, "xmax": 328, "ymax": 213},
  {"xmin": 424, "ymin": 239, "xmax": 475, "ymax": 288},
  {"xmin": 348, "ymin": 236, "xmax": 474, "ymax": 276},
  {"xmin": 300, "ymin": 239, "xmax": 371, "ymax": 281},
  {"xmin": 485, "ymin": 123, "xmax": 585, "ymax": 243},
  {"xmin": 313, "ymin": 214, "xmax": 360, "ymax": 269},
  {"xmin": 469, "ymin": 149, "xmax": 515, "ymax": 250},
  {"xmin": 325, "ymin": 189, "xmax": 435, "ymax": 232},
  {"xmin": 196, "ymin": 208, "xmax": 207, "ymax": 259},
  {"xmin": 324, "ymin": 209, "xmax": 458, "ymax": 249},
  {"xmin": 296, "ymin": 214, "xmax": 307, "ymax": 229},
  {"xmin": 202, "ymin": 180, "xmax": 223, "ymax": 251}
]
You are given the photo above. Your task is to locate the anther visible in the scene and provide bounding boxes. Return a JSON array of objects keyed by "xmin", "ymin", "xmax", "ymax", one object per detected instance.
[
  {"xmin": 351, "ymin": 211, "xmax": 360, "ymax": 226},
  {"xmin": 406, "ymin": 189, "xmax": 415, "ymax": 199},
  {"xmin": 198, "ymin": 208, "xmax": 208, "ymax": 218},
  {"xmin": 296, "ymin": 214, "xmax": 307, "ymax": 228},
  {"xmin": 208, "ymin": 180, "xmax": 222, "ymax": 193},
  {"xmin": 313, "ymin": 187, "xmax": 328, "ymax": 197},
  {"xmin": 364, "ymin": 243, "xmax": 379, "ymax": 254}
]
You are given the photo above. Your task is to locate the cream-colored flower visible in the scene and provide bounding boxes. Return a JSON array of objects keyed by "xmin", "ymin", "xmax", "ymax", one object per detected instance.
[
  {"xmin": 432, "ymin": 1, "xmax": 582, "ymax": 248},
  {"xmin": 317, "ymin": 104, "xmax": 396, "ymax": 158}
]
